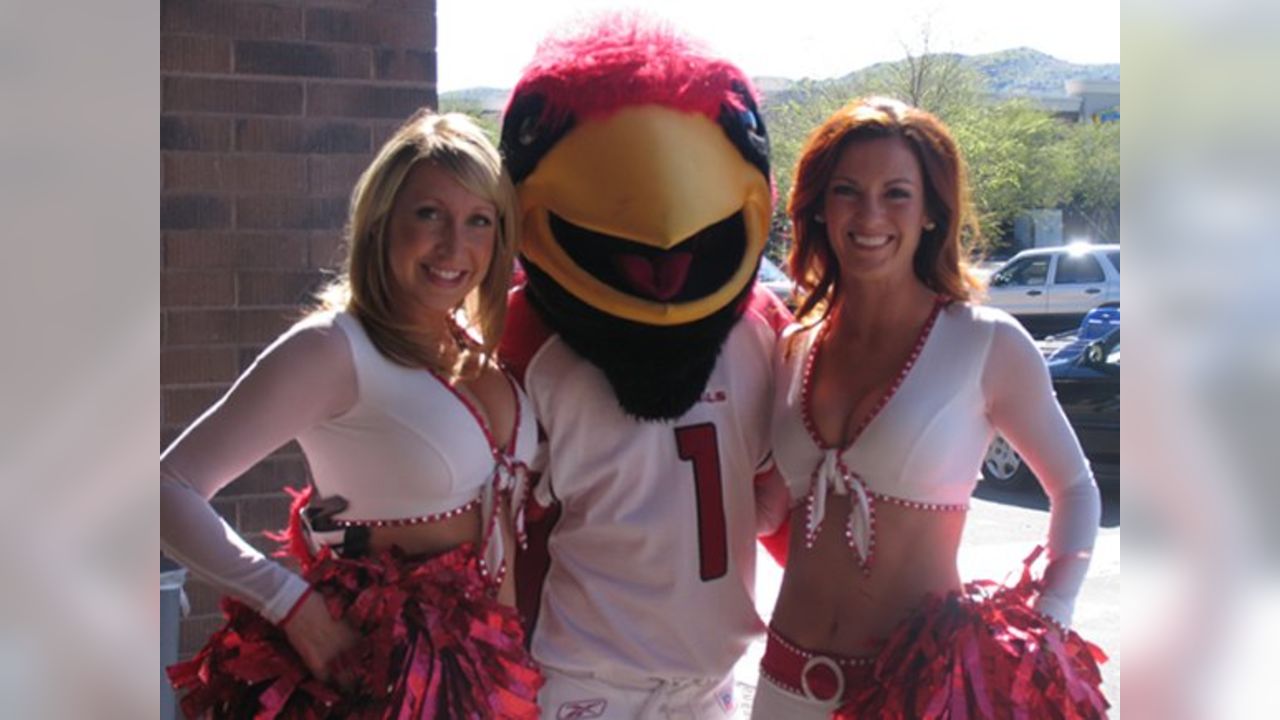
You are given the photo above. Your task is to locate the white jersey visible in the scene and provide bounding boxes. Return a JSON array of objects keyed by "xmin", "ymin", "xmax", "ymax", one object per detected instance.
[{"xmin": 505, "ymin": 290, "xmax": 784, "ymax": 682}]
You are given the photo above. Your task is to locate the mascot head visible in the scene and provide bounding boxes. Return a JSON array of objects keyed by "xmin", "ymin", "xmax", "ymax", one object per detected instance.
[{"xmin": 501, "ymin": 13, "xmax": 772, "ymax": 420}]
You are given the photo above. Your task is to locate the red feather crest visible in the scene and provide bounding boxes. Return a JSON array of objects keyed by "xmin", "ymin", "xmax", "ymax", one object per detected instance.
[{"xmin": 508, "ymin": 11, "xmax": 758, "ymax": 125}]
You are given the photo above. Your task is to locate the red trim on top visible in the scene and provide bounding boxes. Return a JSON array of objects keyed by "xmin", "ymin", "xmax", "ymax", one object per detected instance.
[
  {"xmin": 497, "ymin": 372, "xmax": 524, "ymax": 456},
  {"xmin": 746, "ymin": 284, "xmax": 795, "ymax": 338},
  {"xmin": 800, "ymin": 297, "xmax": 946, "ymax": 452},
  {"xmin": 423, "ymin": 364, "xmax": 503, "ymax": 457}
]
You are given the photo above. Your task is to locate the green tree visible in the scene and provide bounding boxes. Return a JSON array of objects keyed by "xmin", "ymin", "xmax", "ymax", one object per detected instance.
[
  {"xmin": 1058, "ymin": 119, "xmax": 1120, "ymax": 242},
  {"xmin": 858, "ymin": 22, "xmax": 985, "ymax": 122},
  {"xmin": 949, "ymin": 99, "xmax": 1074, "ymax": 249},
  {"xmin": 437, "ymin": 98, "xmax": 500, "ymax": 146}
]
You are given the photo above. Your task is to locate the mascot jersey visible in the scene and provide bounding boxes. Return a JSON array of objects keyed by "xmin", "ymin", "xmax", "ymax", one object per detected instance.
[
  {"xmin": 497, "ymin": 15, "xmax": 790, "ymax": 683},
  {"xmin": 505, "ymin": 288, "xmax": 786, "ymax": 680}
]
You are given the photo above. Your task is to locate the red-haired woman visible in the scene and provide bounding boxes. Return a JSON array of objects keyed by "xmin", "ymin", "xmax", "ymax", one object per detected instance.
[{"xmin": 750, "ymin": 97, "xmax": 1109, "ymax": 718}]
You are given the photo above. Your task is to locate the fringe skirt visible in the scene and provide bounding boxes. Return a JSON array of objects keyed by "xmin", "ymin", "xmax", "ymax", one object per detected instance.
[
  {"xmin": 832, "ymin": 549, "xmax": 1109, "ymax": 719},
  {"xmin": 166, "ymin": 498, "xmax": 541, "ymax": 719}
]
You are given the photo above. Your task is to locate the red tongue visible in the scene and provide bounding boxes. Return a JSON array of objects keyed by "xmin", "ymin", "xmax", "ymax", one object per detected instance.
[{"xmin": 612, "ymin": 252, "xmax": 693, "ymax": 301}]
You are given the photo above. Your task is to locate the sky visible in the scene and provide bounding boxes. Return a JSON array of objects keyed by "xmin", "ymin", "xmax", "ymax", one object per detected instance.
[{"xmin": 436, "ymin": 0, "xmax": 1120, "ymax": 92}]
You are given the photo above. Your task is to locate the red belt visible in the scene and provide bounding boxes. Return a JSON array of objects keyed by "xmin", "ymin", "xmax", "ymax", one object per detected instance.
[{"xmin": 759, "ymin": 626, "xmax": 876, "ymax": 704}]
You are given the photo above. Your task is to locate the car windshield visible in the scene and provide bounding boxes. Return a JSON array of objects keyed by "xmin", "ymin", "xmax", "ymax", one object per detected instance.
[{"xmin": 758, "ymin": 256, "xmax": 787, "ymax": 282}]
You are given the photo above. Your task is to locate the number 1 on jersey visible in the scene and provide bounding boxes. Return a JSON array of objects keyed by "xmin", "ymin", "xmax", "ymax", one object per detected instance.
[{"xmin": 675, "ymin": 423, "xmax": 728, "ymax": 581}]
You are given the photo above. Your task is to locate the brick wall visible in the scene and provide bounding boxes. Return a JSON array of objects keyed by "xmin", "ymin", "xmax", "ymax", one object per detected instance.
[{"xmin": 161, "ymin": 0, "xmax": 437, "ymax": 659}]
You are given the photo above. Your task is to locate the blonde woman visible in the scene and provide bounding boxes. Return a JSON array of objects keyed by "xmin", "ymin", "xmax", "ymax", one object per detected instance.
[{"xmin": 162, "ymin": 111, "xmax": 541, "ymax": 718}]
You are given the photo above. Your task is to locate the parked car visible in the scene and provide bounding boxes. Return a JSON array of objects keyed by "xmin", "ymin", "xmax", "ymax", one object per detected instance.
[
  {"xmin": 758, "ymin": 255, "xmax": 795, "ymax": 307},
  {"xmin": 982, "ymin": 317, "xmax": 1120, "ymax": 489},
  {"xmin": 1038, "ymin": 305, "xmax": 1120, "ymax": 362},
  {"xmin": 985, "ymin": 242, "xmax": 1119, "ymax": 336}
]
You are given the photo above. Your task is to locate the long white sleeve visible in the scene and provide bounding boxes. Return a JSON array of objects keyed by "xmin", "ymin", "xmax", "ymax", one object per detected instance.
[
  {"xmin": 982, "ymin": 318, "xmax": 1101, "ymax": 627},
  {"xmin": 160, "ymin": 316, "xmax": 356, "ymax": 623}
]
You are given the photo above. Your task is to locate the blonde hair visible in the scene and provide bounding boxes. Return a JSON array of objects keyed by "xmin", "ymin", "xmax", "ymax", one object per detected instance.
[
  {"xmin": 318, "ymin": 110, "xmax": 519, "ymax": 378},
  {"xmin": 788, "ymin": 97, "xmax": 984, "ymax": 322}
]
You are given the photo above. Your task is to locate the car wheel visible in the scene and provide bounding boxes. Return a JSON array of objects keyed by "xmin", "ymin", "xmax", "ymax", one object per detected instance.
[{"xmin": 982, "ymin": 436, "xmax": 1035, "ymax": 489}]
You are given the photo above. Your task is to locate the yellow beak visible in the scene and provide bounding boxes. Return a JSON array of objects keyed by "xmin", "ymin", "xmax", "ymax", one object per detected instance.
[{"xmin": 518, "ymin": 105, "xmax": 771, "ymax": 326}]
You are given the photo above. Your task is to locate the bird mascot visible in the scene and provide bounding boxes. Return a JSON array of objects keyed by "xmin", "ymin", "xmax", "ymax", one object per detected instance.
[{"xmin": 497, "ymin": 13, "xmax": 791, "ymax": 719}]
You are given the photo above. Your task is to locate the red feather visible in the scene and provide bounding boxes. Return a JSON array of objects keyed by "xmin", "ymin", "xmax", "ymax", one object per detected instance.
[{"xmin": 507, "ymin": 11, "xmax": 758, "ymax": 126}]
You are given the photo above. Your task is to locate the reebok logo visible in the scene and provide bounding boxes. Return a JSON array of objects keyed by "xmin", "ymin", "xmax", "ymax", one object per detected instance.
[{"xmin": 557, "ymin": 698, "xmax": 607, "ymax": 719}]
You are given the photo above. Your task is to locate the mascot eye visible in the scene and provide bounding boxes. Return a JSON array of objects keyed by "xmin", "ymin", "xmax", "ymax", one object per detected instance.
[
  {"xmin": 739, "ymin": 108, "xmax": 763, "ymax": 138},
  {"xmin": 518, "ymin": 115, "xmax": 540, "ymax": 146}
]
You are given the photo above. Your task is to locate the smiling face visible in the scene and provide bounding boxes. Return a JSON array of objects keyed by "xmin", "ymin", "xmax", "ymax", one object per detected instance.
[
  {"xmin": 386, "ymin": 161, "xmax": 497, "ymax": 327},
  {"xmin": 822, "ymin": 136, "xmax": 932, "ymax": 288}
]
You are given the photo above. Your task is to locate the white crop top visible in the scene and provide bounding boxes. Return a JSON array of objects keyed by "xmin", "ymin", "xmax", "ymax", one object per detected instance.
[
  {"xmin": 302, "ymin": 313, "xmax": 537, "ymax": 523},
  {"xmin": 772, "ymin": 301, "xmax": 1101, "ymax": 625},
  {"xmin": 160, "ymin": 311, "xmax": 536, "ymax": 623}
]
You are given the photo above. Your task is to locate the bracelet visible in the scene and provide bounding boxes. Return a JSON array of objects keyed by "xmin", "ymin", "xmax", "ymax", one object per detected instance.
[{"xmin": 277, "ymin": 586, "xmax": 314, "ymax": 629}]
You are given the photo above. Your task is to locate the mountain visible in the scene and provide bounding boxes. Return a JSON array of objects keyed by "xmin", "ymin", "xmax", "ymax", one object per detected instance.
[
  {"xmin": 967, "ymin": 47, "xmax": 1119, "ymax": 96},
  {"xmin": 441, "ymin": 48, "xmax": 1118, "ymax": 112},
  {"xmin": 439, "ymin": 87, "xmax": 508, "ymax": 113}
]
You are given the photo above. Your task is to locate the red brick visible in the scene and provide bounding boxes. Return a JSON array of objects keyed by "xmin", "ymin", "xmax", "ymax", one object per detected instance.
[
  {"xmin": 235, "ymin": 117, "xmax": 371, "ymax": 153},
  {"xmin": 239, "ymin": 345, "xmax": 267, "ymax": 373},
  {"xmin": 305, "ymin": 7, "xmax": 434, "ymax": 47},
  {"xmin": 161, "ymin": 116, "xmax": 233, "ymax": 152},
  {"xmin": 164, "ymin": 309, "xmax": 238, "ymax": 345},
  {"xmin": 162, "ymin": 1, "xmax": 304, "ymax": 41},
  {"xmin": 241, "ymin": 531, "xmax": 300, "ymax": 564},
  {"xmin": 372, "ymin": 116, "xmax": 436, "ymax": 148},
  {"xmin": 374, "ymin": 48, "xmax": 434, "ymax": 82},
  {"xmin": 236, "ymin": 233, "xmax": 311, "ymax": 268},
  {"xmin": 238, "ymin": 308, "xmax": 299, "ymax": 343},
  {"xmin": 232, "ymin": 156, "xmax": 309, "ymax": 195},
  {"xmin": 164, "ymin": 232, "xmax": 237, "ymax": 268},
  {"xmin": 223, "ymin": 458, "xmax": 309, "ymax": 496},
  {"xmin": 275, "ymin": 451, "xmax": 311, "ymax": 476},
  {"xmin": 161, "ymin": 35, "xmax": 232, "ymax": 74},
  {"xmin": 161, "ymin": 346, "xmax": 239, "ymax": 386},
  {"xmin": 238, "ymin": 494, "xmax": 293, "ymax": 534},
  {"xmin": 308, "ymin": 234, "xmax": 347, "ymax": 269},
  {"xmin": 179, "ymin": 615, "xmax": 227, "ymax": 657},
  {"xmin": 307, "ymin": 81, "xmax": 432, "ymax": 119},
  {"xmin": 162, "ymin": 427, "xmax": 182, "ymax": 451},
  {"xmin": 307, "ymin": 0, "xmax": 425, "ymax": 10},
  {"xmin": 161, "ymin": 270, "xmax": 236, "ymax": 308},
  {"xmin": 162, "ymin": 153, "xmax": 224, "ymax": 192},
  {"xmin": 164, "ymin": 386, "xmax": 226, "ymax": 426},
  {"xmin": 308, "ymin": 154, "xmax": 369, "ymax": 194},
  {"xmin": 236, "ymin": 196, "xmax": 347, "ymax": 230},
  {"xmin": 163, "ymin": 154, "xmax": 310, "ymax": 195},
  {"xmin": 236, "ymin": 40, "xmax": 370, "ymax": 79},
  {"xmin": 162, "ymin": 195, "xmax": 232, "ymax": 230},
  {"xmin": 183, "ymin": 579, "xmax": 225, "ymax": 618},
  {"xmin": 163, "ymin": 76, "xmax": 304, "ymax": 116},
  {"xmin": 238, "ymin": 270, "xmax": 325, "ymax": 306}
]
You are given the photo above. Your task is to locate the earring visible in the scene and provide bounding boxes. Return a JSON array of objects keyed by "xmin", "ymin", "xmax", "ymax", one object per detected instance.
[
  {"xmin": 814, "ymin": 213, "xmax": 825, "ymax": 224},
  {"xmin": 924, "ymin": 220, "xmax": 936, "ymax": 231}
]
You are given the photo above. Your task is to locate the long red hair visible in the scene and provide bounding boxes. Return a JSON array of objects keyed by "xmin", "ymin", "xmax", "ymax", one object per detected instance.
[{"xmin": 787, "ymin": 97, "xmax": 984, "ymax": 321}]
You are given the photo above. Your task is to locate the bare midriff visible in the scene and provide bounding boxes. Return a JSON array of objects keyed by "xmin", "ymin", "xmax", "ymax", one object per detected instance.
[
  {"xmin": 770, "ymin": 495, "xmax": 967, "ymax": 656},
  {"xmin": 365, "ymin": 507, "xmax": 485, "ymax": 556}
]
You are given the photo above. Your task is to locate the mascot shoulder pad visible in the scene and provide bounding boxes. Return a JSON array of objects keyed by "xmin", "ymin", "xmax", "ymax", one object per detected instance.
[
  {"xmin": 745, "ymin": 285, "xmax": 793, "ymax": 339},
  {"xmin": 500, "ymin": 286, "xmax": 554, "ymax": 386}
]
